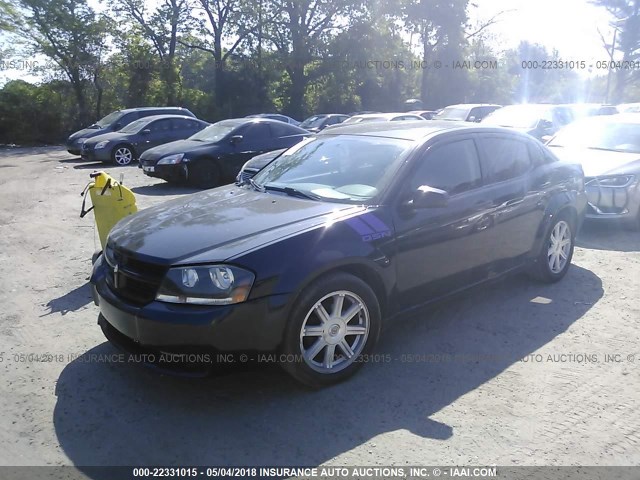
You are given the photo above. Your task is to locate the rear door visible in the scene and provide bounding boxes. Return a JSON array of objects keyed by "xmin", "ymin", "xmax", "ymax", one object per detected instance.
[
  {"xmin": 392, "ymin": 136, "xmax": 497, "ymax": 306},
  {"xmin": 475, "ymin": 133, "xmax": 544, "ymax": 270}
]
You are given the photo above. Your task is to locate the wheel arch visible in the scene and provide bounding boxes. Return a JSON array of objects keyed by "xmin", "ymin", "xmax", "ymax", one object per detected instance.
[{"xmin": 285, "ymin": 260, "xmax": 390, "ymax": 321}]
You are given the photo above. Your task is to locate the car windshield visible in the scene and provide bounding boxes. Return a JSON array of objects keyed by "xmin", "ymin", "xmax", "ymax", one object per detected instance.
[
  {"xmin": 119, "ymin": 118, "xmax": 149, "ymax": 134},
  {"xmin": 189, "ymin": 122, "xmax": 238, "ymax": 142},
  {"xmin": 435, "ymin": 107, "xmax": 469, "ymax": 121},
  {"xmin": 482, "ymin": 105, "xmax": 545, "ymax": 129},
  {"xmin": 251, "ymin": 135, "xmax": 412, "ymax": 204},
  {"xmin": 300, "ymin": 116, "xmax": 326, "ymax": 128},
  {"xmin": 549, "ymin": 119, "xmax": 640, "ymax": 153},
  {"xmin": 95, "ymin": 111, "xmax": 123, "ymax": 128}
]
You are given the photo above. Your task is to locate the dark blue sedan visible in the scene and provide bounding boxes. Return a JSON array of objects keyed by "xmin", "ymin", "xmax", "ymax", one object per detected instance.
[{"xmin": 91, "ymin": 121, "xmax": 586, "ymax": 387}]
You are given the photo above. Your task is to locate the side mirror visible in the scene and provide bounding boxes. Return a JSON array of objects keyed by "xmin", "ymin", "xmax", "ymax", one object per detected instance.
[
  {"xmin": 230, "ymin": 135, "xmax": 243, "ymax": 145},
  {"xmin": 113, "ymin": 123, "xmax": 123, "ymax": 131},
  {"xmin": 141, "ymin": 129, "xmax": 151, "ymax": 135},
  {"xmin": 411, "ymin": 185, "xmax": 449, "ymax": 209},
  {"xmin": 541, "ymin": 135, "xmax": 553, "ymax": 145},
  {"xmin": 468, "ymin": 116, "xmax": 477, "ymax": 122}
]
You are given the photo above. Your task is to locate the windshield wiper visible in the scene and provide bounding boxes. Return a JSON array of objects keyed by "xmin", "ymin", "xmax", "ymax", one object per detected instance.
[{"xmin": 264, "ymin": 184, "xmax": 320, "ymax": 200}]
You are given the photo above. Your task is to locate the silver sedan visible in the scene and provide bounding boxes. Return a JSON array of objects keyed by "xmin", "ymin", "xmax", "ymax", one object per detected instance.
[{"xmin": 547, "ymin": 114, "xmax": 640, "ymax": 230}]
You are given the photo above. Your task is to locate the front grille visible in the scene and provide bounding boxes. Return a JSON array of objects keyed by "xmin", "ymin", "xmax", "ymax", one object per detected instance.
[{"xmin": 104, "ymin": 244, "xmax": 167, "ymax": 306}]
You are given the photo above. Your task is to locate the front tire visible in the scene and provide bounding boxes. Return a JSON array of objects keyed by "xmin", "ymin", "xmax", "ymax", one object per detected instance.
[
  {"xmin": 530, "ymin": 213, "xmax": 575, "ymax": 283},
  {"xmin": 111, "ymin": 145, "xmax": 135, "ymax": 166},
  {"xmin": 281, "ymin": 273, "xmax": 381, "ymax": 388}
]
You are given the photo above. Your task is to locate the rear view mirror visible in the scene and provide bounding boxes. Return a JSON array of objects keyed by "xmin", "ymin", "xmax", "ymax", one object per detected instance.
[
  {"xmin": 412, "ymin": 185, "xmax": 449, "ymax": 208},
  {"xmin": 230, "ymin": 135, "xmax": 244, "ymax": 145}
]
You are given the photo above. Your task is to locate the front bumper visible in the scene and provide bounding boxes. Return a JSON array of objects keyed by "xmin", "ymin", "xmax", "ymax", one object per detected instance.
[
  {"xmin": 584, "ymin": 181, "xmax": 640, "ymax": 223},
  {"xmin": 139, "ymin": 159, "xmax": 187, "ymax": 181},
  {"xmin": 91, "ymin": 265, "xmax": 290, "ymax": 353},
  {"xmin": 81, "ymin": 145, "xmax": 111, "ymax": 163}
]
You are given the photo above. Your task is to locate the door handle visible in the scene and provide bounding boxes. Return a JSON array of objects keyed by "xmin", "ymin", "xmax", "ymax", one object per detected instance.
[{"xmin": 505, "ymin": 197, "xmax": 524, "ymax": 207}]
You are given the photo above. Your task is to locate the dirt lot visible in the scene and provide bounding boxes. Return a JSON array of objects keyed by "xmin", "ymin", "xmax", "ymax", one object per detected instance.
[{"xmin": 0, "ymin": 147, "xmax": 639, "ymax": 472}]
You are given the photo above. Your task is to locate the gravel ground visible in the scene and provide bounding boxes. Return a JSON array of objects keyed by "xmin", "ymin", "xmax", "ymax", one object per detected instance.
[{"xmin": 0, "ymin": 147, "xmax": 639, "ymax": 474}]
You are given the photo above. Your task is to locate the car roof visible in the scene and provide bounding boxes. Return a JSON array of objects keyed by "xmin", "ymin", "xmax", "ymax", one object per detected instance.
[
  {"xmin": 350, "ymin": 112, "xmax": 420, "ymax": 120},
  {"xmin": 132, "ymin": 114, "xmax": 202, "ymax": 122},
  {"xmin": 441, "ymin": 104, "xmax": 501, "ymax": 109},
  {"xmin": 572, "ymin": 113, "xmax": 640, "ymax": 124},
  {"xmin": 215, "ymin": 117, "xmax": 305, "ymax": 129},
  {"xmin": 119, "ymin": 106, "xmax": 191, "ymax": 113},
  {"xmin": 318, "ymin": 120, "xmax": 524, "ymax": 141}
]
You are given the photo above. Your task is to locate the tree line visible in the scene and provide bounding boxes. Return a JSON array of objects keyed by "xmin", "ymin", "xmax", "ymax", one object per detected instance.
[{"xmin": 0, "ymin": 0, "xmax": 636, "ymax": 145}]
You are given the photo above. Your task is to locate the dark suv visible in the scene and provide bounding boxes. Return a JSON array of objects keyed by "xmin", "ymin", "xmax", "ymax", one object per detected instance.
[
  {"xmin": 66, "ymin": 107, "xmax": 196, "ymax": 155},
  {"xmin": 91, "ymin": 121, "xmax": 586, "ymax": 387}
]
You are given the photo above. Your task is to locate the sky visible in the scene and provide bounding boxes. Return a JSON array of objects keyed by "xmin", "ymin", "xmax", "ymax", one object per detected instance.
[
  {"xmin": 0, "ymin": 0, "xmax": 617, "ymax": 85},
  {"xmin": 470, "ymin": 0, "xmax": 615, "ymax": 65}
]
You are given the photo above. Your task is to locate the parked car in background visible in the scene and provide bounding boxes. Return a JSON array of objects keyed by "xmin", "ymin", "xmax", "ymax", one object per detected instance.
[
  {"xmin": 236, "ymin": 148, "xmax": 287, "ymax": 185},
  {"xmin": 564, "ymin": 103, "xmax": 618, "ymax": 119},
  {"xmin": 245, "ymin": 113, "xmax": 300, "ymax": 125},
  {"xmin": 481, "ymin": 104, "xmax": 575, "ymax": 140},
  {"xmin": 331, "ymin": 112, "xmax": 425, "ymax": 128},
  {"xmin": 616, "ymin": 103, "xmax": 640, "ymax": 113},
  {"xmin": 409, "ymin": 110, "xmax": 438, "ymax": 120},
  {"xmin": 92, "ymin": 121, "xmax": 585, "ymax": 387},
  {"xmin": 546, "ymin": 114, "xmax": 640, "ymax": 230},
  {"xmin": 299, "ymin": 114, "xmax": 350, "ymax": 132},
  {"xmin": 434, "ymin": 104, "xmax": 501, "ymax": 122},
  {"xmin": 139, "ymin": 118, "xmax": 309, "ymax": 188},
  {"xmin": 65, "ymin": 107, "xmax": 196, "ymax": 155},
  {"xmin": 81, "ymin": 115, "xmax": 208, "ymax": 165}
]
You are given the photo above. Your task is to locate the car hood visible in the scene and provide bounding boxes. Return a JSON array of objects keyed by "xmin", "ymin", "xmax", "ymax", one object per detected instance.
[
  {"xmin": 84, "ymin": 132, "xmax": 132, "ymax": 146},
  {"xmin": 548, "ymin": 147, "xmax": 640, "ymax": 177},
  {"xmin": 140, "ymin": 139, "xmax": 216, "ymax": 162},
  {"xmin": 68, "ymin": 127, "xmax": 106, "ymax": 142},
  {"xmin": 108, "ymin": 185, "xmax": 365, "ymax": 265}
]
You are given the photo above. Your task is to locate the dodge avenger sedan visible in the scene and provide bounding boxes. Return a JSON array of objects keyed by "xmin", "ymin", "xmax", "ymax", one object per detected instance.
[{"xmin": 91, "ymin": 121, "xmax": 586, "ymax": 387}]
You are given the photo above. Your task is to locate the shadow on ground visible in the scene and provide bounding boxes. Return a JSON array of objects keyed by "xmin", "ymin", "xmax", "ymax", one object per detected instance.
[
  {"xmin": 577, "ymin": 221, "xmax": 640, "ymax": 253},
  {"xmin": 54, "ymin": 265, "xmax": 602, "ymax": 471},
  {"xmin": 43, "ymin": 283, "xmax": 93, "ymax": 316}
]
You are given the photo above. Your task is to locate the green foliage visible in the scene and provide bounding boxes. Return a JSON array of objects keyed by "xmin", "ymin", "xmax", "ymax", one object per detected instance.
[{"xmin": 0, "ymin": 0, "xmax": 632, "ymax": 144}]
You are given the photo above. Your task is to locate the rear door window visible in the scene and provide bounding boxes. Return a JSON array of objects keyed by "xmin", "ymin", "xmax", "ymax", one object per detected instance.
[{"xmin": 478, "ymin": 135, "xmax": 532, "ymax": 183}]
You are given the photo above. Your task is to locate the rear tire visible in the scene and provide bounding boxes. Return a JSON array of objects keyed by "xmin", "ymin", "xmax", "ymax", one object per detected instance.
[
  {"xmin": 280, "ymin": 273, "xmax": 381, "ymax": 388},
  {"xmin": 529, "ymin": 212, "xmax": 575, "ymax": 283},
  {"xmin": 187, "ymin": 159, "xmax": 221, "ymax": 189}
]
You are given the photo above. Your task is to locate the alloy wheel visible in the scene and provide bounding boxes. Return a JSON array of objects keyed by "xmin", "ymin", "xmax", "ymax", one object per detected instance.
[
  {"xmin": 114, "ymin": 147, "xmax": 133, "ymax": 165},
  {"xmin": 299, "ymin": 290, "xmax": 370, "ymax": 374},
  {"xmin": 547, "ymin": 220, "xmax": 572, "ymax": 274}
]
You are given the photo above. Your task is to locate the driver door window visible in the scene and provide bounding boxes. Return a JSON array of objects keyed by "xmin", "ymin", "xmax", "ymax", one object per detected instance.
[{"xmin": 411, "ymin": 139, "xmax": 482, "ymax": 195}]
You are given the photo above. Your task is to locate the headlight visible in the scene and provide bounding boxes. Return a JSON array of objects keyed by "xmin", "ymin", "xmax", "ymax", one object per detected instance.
[
  {"xmin": 94, "ymin": 140, "xmax": 109, "ymax": 149},
  {"xmin": 595, "ymin": 175, "xmax": 635, "ymax": 187},
  {"xmin": 155, "ymin": 265, "xmax": 254, "ymax": 305},
  {"xmin": 158, "ymin": 153, "xmax": 184, "ymax": 165}
]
